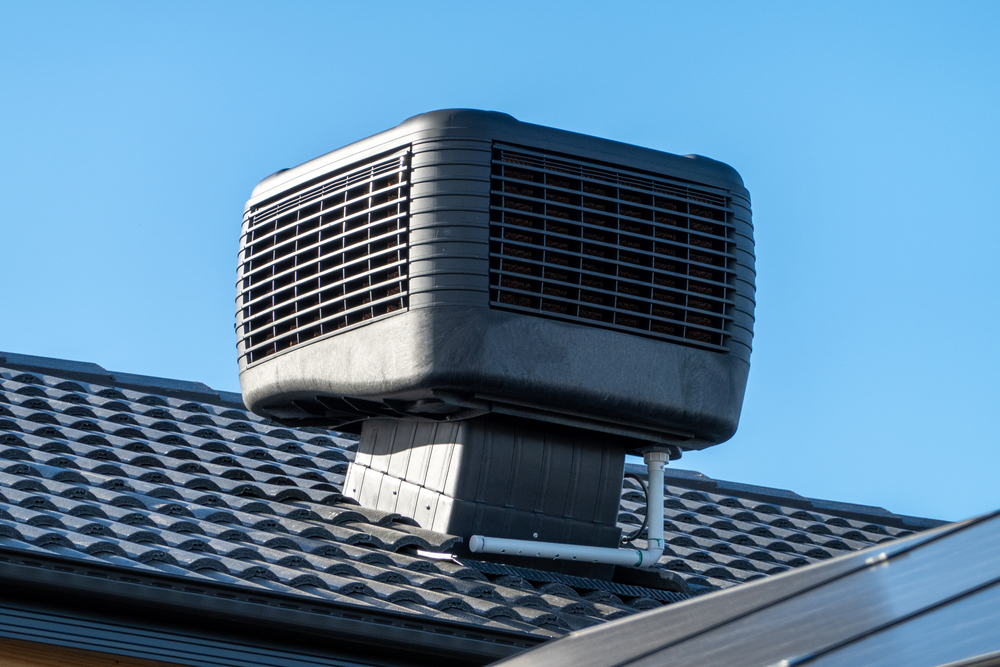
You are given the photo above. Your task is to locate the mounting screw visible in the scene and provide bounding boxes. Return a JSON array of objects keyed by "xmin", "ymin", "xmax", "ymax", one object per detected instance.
[
  {"xmin": 532, "ymin": 533, "xmax": 539, "ymax": 539},
  {"xmin": 425, "ymin": 504, "xmax": 431, "ymax": 510},
  {"xmin": 392, "ymin": 490, "xmax": 397, "ymax": 495}
]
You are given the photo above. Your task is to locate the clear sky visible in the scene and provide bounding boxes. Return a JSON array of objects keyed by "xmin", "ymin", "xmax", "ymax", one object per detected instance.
[{"xmin": 2, "ymin": 2, "xmax": 997, "ymax": 522}]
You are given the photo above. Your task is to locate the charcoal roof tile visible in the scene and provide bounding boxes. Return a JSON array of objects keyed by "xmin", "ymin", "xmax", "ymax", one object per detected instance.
[{"xmin": 0, "ymin": 352, "xmax": 947, "ymax": 641}]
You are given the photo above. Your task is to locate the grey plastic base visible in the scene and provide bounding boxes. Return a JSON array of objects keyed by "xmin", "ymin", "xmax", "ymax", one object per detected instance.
[
  {"xmin": 242, "ymin": 305, "xmax": 749, "ymax": 449},
  {"xmin": 345, "ymin": 415, "xmax": 625, "ymax": 578}
]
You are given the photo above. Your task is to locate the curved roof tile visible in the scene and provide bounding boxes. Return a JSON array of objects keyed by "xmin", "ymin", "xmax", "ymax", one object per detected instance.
[{"xmin": 0, "ymin": 353, "xmax": 947, "ymax": 639}]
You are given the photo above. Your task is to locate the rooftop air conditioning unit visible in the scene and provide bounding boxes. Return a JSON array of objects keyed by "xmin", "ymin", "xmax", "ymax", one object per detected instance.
[{"xmin": 237, "ymin": 110, "xmax": 754, "ymax": 576}]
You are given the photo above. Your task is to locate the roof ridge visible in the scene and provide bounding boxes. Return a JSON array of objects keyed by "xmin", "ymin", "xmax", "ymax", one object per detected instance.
[
  {"xmin": 624, "ymin": 462, "xmax": 946, "ymax": 531},
  {"xmin": 0, "ymin": 351, "xmax": 244, "ymax": 411}
]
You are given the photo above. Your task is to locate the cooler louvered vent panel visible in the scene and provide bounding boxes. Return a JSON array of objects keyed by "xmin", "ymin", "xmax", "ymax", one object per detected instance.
[
  {"xmin": 489, "ymin": 145, "xmax": 736, "ymax": 351},
  {"xmin": 239, "ymin": 149, "xmax": 410, "ymax": 365}
]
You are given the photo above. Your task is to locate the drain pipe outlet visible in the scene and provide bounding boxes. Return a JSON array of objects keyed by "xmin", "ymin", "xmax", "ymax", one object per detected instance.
[{"xmin": 469, "ymin": 450, "xmax": 668, "ymax": 568}]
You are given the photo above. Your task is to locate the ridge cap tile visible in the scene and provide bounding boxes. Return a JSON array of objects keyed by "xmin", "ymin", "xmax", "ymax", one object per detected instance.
[
  {"xmin": 1, "ymin": 359, "xmax": 231, "ymax": 411},
  {"xmin": 0, "ymin": 354, "xmax": 112, "ymax": 381}
]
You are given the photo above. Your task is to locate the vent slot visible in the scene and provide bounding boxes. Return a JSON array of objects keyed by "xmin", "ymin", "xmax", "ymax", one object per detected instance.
[
  {"xmin": 238, "ymin": 149, "xmax": 410, "ymax": 366},
  {"xmin": 490, "ymin": 145, "xmax": 735, "ymax": 351}
]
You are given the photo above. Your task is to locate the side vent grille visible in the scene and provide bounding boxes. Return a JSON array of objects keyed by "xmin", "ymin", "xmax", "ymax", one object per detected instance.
[
  {"xmin": 239, "ymin": 149, "xmax": 410, "ymax": 365},
  {"xmin": 489, "ymin": 145, "xmax": 735, "ymax": 351}
]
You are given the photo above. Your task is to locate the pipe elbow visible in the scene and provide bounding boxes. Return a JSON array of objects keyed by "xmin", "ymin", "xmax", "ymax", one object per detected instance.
[{"xmin": 635, "ymin": 546, "xmax": 665, "ymax": 568}]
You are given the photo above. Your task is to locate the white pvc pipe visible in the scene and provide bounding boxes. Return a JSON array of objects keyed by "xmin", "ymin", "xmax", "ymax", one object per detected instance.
[{"xmin": 469, "ymin": 450, "xmax": 668, "ymax": 568}]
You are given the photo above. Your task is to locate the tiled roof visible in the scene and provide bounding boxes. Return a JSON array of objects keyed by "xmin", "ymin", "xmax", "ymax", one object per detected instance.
[
  {"xmin": 0, "ymin": 351, "xmax": 945, "ymax": 645},
  {"xmin": 621, "ymin": 466, "xmax": 939, "ymax": 593}
]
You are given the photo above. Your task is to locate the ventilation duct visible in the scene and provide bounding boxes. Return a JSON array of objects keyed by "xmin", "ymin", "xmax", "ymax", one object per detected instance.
[{"xmin": 237, "ymin": 110, "xmax": 754, "ymax": 577}]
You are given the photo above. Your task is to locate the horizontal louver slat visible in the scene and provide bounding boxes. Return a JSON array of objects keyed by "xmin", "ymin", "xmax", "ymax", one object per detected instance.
[
  {"xmin": 489, "ymin": 146, "xmax": 735, "ymax": 351},
  {"xmin": 238, "ymin": 149, "xmax": 411, "ymax": 366}
]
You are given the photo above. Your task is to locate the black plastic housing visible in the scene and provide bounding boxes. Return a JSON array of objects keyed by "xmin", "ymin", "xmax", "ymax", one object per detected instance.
[{"xmin": 237, "ymin": 109, "xmax": 754, "ymax": 451}]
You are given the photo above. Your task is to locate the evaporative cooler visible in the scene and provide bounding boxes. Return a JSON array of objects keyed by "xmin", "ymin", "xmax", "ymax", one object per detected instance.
[{"xmin": 236, "ymin": 110, "xmax": 754, "ymax": 574}]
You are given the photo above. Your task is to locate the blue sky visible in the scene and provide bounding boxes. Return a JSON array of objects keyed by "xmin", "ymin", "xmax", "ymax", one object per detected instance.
[{"xmin": 2, "ymin": 2, "xmax": 997, "ymax": 522}]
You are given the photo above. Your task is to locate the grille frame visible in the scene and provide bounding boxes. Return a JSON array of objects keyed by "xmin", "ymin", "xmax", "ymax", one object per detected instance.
[
  {"xmin": 489, "ymin": 144, "xmax": 737, "ymax": 352},
  {"xmin": 237, "ymin": 148, "xmax": 411, "ymax": 367}
]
